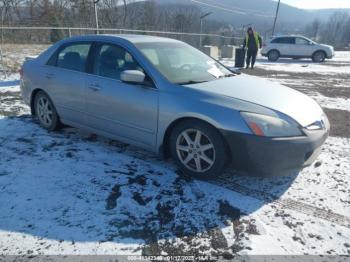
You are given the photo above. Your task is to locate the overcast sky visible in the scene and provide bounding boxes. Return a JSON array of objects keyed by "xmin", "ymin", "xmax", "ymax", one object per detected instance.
[{"xmin": 278, "ymin": 0, "xmax": 350, "ymax": 9}]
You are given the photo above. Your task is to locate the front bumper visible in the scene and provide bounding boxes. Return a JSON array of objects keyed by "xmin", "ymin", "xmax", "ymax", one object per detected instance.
[
  {"xmin": 327, "ymin": 52, "xmax": 335, "ymax": 59},
  {"xmin": 221, "ymin": 128, "xmax": 329, "ymax": 176}
]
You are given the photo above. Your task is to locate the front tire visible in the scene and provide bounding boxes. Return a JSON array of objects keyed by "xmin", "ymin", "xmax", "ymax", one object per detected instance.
[
  {"xmin": 312, "ymin": 51, "xmax": 326, "ymax": 63},
  {"xmin": 34, "ymin": 91, "xmax": 60, "ymax": 131},
  {"xmin": 170, "ymin": 120, "xmax": 227, "ymax": 180}
]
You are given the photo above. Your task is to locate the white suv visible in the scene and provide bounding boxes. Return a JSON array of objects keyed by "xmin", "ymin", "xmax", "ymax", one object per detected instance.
[{"xmin": 261, "ymin": 36, "xmax": 334, "ymax": 63}]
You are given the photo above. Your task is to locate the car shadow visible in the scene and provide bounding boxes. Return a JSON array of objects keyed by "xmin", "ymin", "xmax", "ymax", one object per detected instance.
[{"xmin": 0, "ymin": 115, "xmax": 298, "ymax": 254}]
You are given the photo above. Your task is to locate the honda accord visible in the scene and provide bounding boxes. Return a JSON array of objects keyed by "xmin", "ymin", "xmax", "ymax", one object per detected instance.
[{"xmin": 20, "ymin": 35, "xmax": 330, "ymax": 179}]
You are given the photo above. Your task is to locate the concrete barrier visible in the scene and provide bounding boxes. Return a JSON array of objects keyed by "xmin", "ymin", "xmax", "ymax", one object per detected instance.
[{"xmin": 202, "ymin": 46, "xmax": 219, "ymax": 60}]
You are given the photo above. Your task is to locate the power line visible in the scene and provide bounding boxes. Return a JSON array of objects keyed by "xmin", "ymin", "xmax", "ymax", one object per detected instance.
[
  {"xmin": 190, "ymin": 0, "xmax": 275, "ymax": 18},
  {"xmin": 203, "ymin": 0, "xmax": 275, "ymax": 16}
]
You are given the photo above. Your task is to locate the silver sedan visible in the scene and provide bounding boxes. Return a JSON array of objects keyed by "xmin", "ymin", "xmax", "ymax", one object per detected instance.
[{"xmin": 20, "ymin": 35, "xmax": 330, "ymax": 179}]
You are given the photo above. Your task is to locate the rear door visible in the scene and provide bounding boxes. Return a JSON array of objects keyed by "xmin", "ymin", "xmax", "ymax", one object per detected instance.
[
  {"xmin": 44, "ymin": 42, "xmax": 92, "ymax": 124},
  {"xmin": 85, "ymin": 42, "xmax": 159, "ymax": 148},
  {"xmin": 277, "ymin": 37, "xmax": 296, "ymax": 56}
]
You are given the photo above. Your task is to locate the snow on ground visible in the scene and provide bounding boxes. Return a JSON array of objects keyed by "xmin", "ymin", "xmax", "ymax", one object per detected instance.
[
  {"xmin": 264, "ymin": 78, "xmax": 350, "ymax": 112},
  {"xmin": 257, "ymin": 61, "xmax": 350, "ymax": 75},
  {"xmin": 0, "ymin": 51, "xmax": 350, "ymax": 257},
  {"xmin": 256, "ymin": 52, "xmax": 350, "ymax": 75},
  {"xmin": 305, "ymin": 92, "xmax": 350, "ymax": 112},
  {"xmin": 1, "ymin": 114, "xmax": 349, "ymax": 256},
  {"xmin": 0, "ymin": 74, "xmax": 30, "ymax": 117},
  {"xmin": 1, "ymin": 44, "xmax": 47, "ymax": 72}
]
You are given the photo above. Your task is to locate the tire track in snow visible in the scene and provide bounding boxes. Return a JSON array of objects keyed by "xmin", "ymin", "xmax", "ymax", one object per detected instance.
[
  {"xmin": 213, "ymin": 175, "xmax": 350, "ymax": 229},
  {"xmin": 2, "ymin": 112, "xmax": 350, "ymax": 230}
]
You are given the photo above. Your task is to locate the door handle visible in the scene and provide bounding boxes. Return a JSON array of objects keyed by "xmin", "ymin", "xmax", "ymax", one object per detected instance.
[
  {"xmin": 88, "ymin": 83, "xmax": 101, "ymax": 91},
  {"xmin": 45, "ymin": 73, "xmax": 55, "ymax": 79}
]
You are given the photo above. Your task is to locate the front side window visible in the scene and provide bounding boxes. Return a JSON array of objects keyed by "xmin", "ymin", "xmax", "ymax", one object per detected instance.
[
  {"xmin": 52, "ymin": 43, "xmax": 91, "ymax": 72},
  {"xmin": 135, "ymin": 42, "xmax": 232, "ymax": 85},
  {"xmin": 93, "ymin": 44, "xmax": 143, "ymax": 81},
  {"xmin": 295, "ymin": 38, "xmax": 309, "ymax": 45}
]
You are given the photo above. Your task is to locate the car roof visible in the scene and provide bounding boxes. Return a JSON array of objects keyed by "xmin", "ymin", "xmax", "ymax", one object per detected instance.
[
  {"xmin": 63, "ymin": 34, "xmax": 182, "ymax": 44},
  {"xmin": 273, "ymin": 35, "xmax": 307, "ymax": 38}
]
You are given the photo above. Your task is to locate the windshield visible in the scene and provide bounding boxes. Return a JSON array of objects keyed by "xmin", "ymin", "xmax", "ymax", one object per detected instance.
[
  {"xmin": 135, "ymin": 41, "xmax": 232, "ymax": 84},
  {"xmin": 305, "ymin": 37, "xmax": 317, "ymax": 44}
]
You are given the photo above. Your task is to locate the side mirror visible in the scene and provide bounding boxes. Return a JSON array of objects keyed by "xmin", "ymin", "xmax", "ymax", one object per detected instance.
[{"xmin": 120, "ymin": 70, "xmax": 146, "ymax": 84}]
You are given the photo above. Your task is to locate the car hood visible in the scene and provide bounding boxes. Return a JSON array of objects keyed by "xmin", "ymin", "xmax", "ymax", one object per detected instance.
[
  {"xmin": 187, "ymin": 74, "xmax": 323, "ymax": 127},
  {"xmin": 319, "ymin": 44, "xmax": 333, "ymax": 50}
]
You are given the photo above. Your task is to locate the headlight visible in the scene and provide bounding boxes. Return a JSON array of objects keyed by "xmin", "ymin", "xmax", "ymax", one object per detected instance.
[{"xmin": 241, "ymin": 112, "xmax": 303, "ymax": 137}]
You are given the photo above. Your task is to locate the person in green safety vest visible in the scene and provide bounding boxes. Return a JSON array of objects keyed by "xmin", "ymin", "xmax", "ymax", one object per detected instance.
[{"xmin": 243, "ymin": 27, "xmax": 262, "ymax": 69}]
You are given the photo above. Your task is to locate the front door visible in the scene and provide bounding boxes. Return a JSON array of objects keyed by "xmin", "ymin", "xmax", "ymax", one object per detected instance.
[
  {"xmin": 294, "ymin": 37, "xmax": 315, "ymax": 57},
  {"xmin": 85, "ymin": 43, "xmax": 158, "ymax": 148}
]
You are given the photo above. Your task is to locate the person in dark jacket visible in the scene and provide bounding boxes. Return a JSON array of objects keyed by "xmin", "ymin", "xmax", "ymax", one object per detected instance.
[{"xmin": 243, "ymin": 27, "xmax": 262, "ymax": 69}]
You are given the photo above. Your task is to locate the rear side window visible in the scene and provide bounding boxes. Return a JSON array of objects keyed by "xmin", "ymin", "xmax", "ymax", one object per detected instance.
[
  {"xmin": 92, "ymin": 43, "xmax": 143, "ymax": 80},
  {"xmin": 48, "ymin": 43, "xmax": 91, "ymax": 72},
  {"xmin": 271, "ymin": 37, "xmax": 295, "ymax": 44}
]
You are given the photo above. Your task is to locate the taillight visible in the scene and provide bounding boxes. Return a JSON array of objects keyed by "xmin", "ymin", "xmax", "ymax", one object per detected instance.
[{"xmin": 19, "ymin": 68, "xmax": 23, "ymax": 79}]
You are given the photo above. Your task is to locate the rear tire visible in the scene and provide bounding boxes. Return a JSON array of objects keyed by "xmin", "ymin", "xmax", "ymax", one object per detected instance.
[
  {"xmin": 34, "ymin": 91, "xmax": 60, "ymax": 131},
  {"xmin": 312, "ymin": 51, "xmax": 326, "ymax": 63},
  {"xmin": 170, "ymin": 120, "xmax": 227, "ymax": 180},
  {"xmin": 268, "ymin": 50, "xmax": 279, "ymax": 62}
]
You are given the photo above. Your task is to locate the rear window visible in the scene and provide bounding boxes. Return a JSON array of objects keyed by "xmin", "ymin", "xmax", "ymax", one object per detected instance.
[{"xmin": 47, "ymin": 42, "xmax": 92, "ymax": 72}]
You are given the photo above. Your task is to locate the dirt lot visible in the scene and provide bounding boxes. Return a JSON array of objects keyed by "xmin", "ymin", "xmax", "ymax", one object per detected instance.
[{"xmin": 0, "ymin": 50, "xmax": 349, "ymax": 257}]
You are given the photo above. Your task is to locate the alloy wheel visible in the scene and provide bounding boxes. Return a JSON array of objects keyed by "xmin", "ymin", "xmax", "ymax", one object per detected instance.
[
  {"xmin": 176, "ymin": 129, "xmax": 216, "ymax": 173},
  {"xmin": 36, "ymin": 96, "xmax": 53, "ymax": 127}
]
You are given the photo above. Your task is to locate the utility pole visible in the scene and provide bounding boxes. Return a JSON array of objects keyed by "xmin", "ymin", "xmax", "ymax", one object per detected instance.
[
  {"xmin": 0, "ymin": 5, "xmax": 7, "ymax": 78},
  {"xmin": 93, "ymin": 0, "xmax": 100, "ymax": 34},
  {"xmin": 199, "ymin": 12, "xmax": 213, "ymax": 49},
  {"xmin": 272, "ymin": 0, "xmax": 281, "ymax": 36}
]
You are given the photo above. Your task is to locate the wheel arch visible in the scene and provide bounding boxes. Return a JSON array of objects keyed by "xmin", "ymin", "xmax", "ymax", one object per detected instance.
[
  {"xmin": 267, "ymin": 49, "xmax": 280, "ymax": 56},
  {"xmin": 30, "ymin": 88, "xmax": 46, "ymax": 115},
  {"xmin": 30, "ymin": 89, "xmax": 57, "ymax": 117},
  {"xmin": 312, "ymin": 49, "xmax": 327, "ymax": 58},
  {"xmin": 160, "ymin": 116, "xmax": 231, "ymax": 161}
]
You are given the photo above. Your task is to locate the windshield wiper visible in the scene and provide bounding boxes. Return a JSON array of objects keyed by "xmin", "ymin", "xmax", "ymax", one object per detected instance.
[
  {"xmin": 177, "ymin": 80, "xmax": 209, "ymax": 85},
  {"xmin": 221, "ymin": 73, "xmax": 236, "ymax": 78}
]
